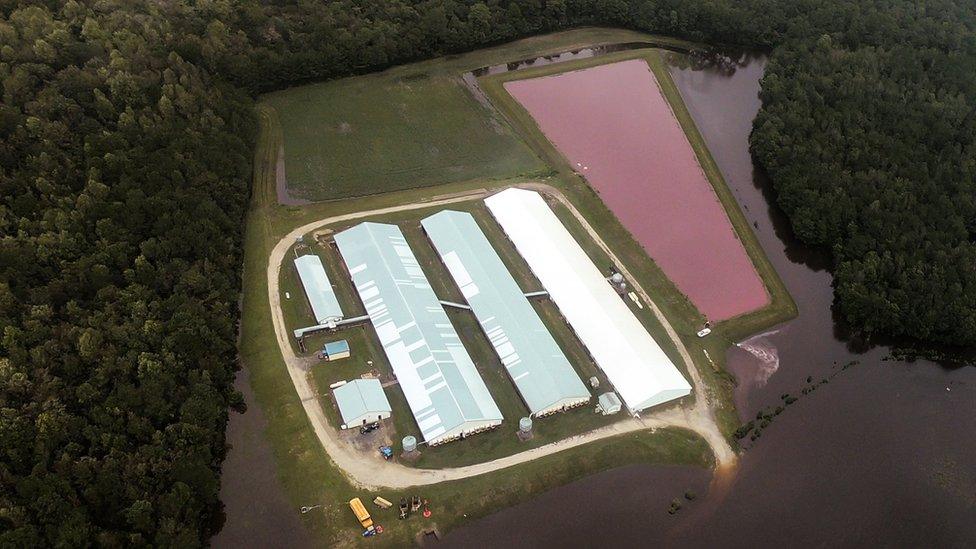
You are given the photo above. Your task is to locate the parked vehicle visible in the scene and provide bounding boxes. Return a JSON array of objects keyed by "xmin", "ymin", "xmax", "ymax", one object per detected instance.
[
  {"xmin": 349, "ymin": 498, "xmax": 374, "ymax": 532},
  {"xmin": 360, "ymin": 422, "xmax": 379, "ymax": 435},
  {"xmin": 378, "ymin": 446, "xmax": 393, "ymax": 460}
]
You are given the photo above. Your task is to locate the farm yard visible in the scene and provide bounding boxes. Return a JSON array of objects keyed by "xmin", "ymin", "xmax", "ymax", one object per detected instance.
[
  {"xmin": 278, "ymin": 197, "xmax": 689, "ymax": 469},
  {"xmin": 237, "ymin": 28, "xmax": 795, "ymax": 546}
]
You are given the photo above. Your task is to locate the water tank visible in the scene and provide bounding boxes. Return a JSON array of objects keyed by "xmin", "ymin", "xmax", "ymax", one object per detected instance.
[
  {"xmin": 402, "ymin": 435, "xmax": 417, "ymax": 453},
  {"xmin": 610, "ymin": 272, "xmax": 624, "ymax": 284},
  {"xmin": 519, "ymin": 417, "xmax": 533, "ymax": 433}
]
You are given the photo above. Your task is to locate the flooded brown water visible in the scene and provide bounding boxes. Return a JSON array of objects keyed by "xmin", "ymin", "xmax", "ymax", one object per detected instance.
[
  {"xmin": 444, "ymin": 52, "xmax": 976, "ymax": 547},
  {"xmin": 212, "ymin": 368, "xmax": 313, "ymax": 548},
  {"xmin": 505, "ymin": 59, "xmax": 768, "ymax": 322}
]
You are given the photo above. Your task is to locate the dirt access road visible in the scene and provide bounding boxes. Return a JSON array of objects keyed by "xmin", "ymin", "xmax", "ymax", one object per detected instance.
[{"xmin": 266, "ymin": 183, "xmax": 737, "ymax": 490}]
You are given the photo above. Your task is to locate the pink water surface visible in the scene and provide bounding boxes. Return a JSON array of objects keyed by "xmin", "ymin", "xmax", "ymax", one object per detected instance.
[{"xmin": 505, "ymin": 59, "xmax": 768, "ymax": 321}]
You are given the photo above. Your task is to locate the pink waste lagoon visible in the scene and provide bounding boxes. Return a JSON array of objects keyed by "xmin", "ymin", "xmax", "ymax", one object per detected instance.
[{"xmin": 504, "ymin": 59, "xmax": 769, "ymax": 321}]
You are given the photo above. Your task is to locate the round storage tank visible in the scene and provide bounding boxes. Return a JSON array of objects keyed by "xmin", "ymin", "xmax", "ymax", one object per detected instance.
[
  {"xmin": 402, "ymin": 435, "xmax": 417, "ymax": 453},
  {"xmin": 519, "ymin": 417, "xmax": 533, "ymax": 433}
]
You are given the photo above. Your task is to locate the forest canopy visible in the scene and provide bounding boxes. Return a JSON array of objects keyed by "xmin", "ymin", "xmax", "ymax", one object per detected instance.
[{"xmin": 1, "ymin": 0, "xmax": 974, "ymax": 545}]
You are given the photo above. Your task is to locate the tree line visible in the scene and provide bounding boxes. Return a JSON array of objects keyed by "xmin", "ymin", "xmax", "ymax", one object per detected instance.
[{"xmin": 1, "ymin": 0, "xmax": 974, "ymax": 545}]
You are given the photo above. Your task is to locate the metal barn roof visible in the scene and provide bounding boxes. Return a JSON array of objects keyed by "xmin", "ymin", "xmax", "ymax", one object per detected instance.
[
  {"xmin": 324, "ymin": 339, "xmax": 350, "ymax": 355},
  {"xmin": 485, "ymin": 188, "xmax": 692, "ymax": 414},
  {"xmin": 422, "ymin": 210, "xmax": 590, "ymax": 416},
  {"xmin": 334, "ymin": 222, "xmax": 502, "ymax": 444},
  {"xmin": 333, "ymin": 379, "xmax": 391, "ymax": 426},
  {"xmin": 294, "ymin": 254, "xmax": 344, "ymax": 324}
]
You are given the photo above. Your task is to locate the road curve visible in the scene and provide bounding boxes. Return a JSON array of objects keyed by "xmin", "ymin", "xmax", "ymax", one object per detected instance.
[{"xmin": 265, "ymin": 183, "xmax": 737, "ymax": 490}]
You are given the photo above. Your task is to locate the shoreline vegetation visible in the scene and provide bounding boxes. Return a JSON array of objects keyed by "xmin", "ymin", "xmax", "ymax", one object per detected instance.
[{"xmin": 245, "ymin": 31, "xmax": 794, "ymax": 544}]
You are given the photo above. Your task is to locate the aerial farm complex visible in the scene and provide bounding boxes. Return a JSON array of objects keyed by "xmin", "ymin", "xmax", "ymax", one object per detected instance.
[
  {"xmin": 286, "ymin": 187, "xmax": 692, "ymax": 449},
  {"xmin": 260, "ymin": 36, "xmax": 794, "ymax": 542}
]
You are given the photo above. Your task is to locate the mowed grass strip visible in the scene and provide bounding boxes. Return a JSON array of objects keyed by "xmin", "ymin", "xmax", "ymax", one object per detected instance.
[{"xmin": 262, "ymin": 70, "xmax": 546, "ymax": 200}]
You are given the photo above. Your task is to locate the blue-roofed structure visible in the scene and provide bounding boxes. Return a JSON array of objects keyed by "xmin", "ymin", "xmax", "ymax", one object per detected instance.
[
  {"xmin": 333, "ymin": 379, "xmax": 391, "ymax": 428},
  {"xmin": 294, "ymin": 254, "xmax": 344, "ymax": 324},
  {"xmin": 422, "ymin": 210, "xmax": 590, "ymax": 416},
  {"xmin": 334, "ymin": 222, "xmax": 502, "ymax": 445},
  {"xmin": 323, "ymin": 339, "xmax": 350, "ymax": 360}
]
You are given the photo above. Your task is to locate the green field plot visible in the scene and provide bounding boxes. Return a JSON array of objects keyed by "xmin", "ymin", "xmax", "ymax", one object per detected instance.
[{"xmin": 263, "ymin": 70, "xmax": 546, "ymax": 200}]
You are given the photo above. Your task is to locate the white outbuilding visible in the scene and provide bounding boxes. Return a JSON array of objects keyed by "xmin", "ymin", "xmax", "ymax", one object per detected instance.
[{"xmin": 333, "ymin": 379, "xmax": 392, "ymax": 429}]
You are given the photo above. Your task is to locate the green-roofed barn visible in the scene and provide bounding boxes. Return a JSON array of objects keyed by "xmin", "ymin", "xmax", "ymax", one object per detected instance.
[
  {"xmin": 333, "ymin": 379, "xmax": 392, "ymax": 428},
  {"xmin": 334, "ymin": 222, "xmax": 503, "ymax": 445},
  {"xmin": 422, "ymin": 210, "xmax": 590, "ymax": 416},
  {"xmin": 294, "ymin": 254, "xmax": 344, "ymax": 324}
]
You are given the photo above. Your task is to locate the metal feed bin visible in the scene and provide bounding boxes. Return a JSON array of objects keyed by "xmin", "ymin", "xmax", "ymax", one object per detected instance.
[
  {"xmin": 519, "ymin": 417, "xmax": 533, "ymax": 434},
  {"xmin": 402, "ymin": 435, "xmax": 418, "ymax": 453}
]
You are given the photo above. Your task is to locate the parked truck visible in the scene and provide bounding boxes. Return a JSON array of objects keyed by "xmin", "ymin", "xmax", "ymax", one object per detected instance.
[{"xmin": 349, "ymin": 498, "xmax": 375, "ymax": 534}]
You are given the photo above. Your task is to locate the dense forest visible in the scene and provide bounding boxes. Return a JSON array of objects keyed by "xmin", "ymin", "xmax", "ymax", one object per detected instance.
[{"xmin": 1, "ymin": 0, "xmax": 974, "ymax": 545}]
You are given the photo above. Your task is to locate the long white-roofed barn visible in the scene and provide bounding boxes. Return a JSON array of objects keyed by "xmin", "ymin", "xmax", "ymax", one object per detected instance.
[{"xmin": 485, "ymin": 188, "xmax": 691, "ymax": 414}]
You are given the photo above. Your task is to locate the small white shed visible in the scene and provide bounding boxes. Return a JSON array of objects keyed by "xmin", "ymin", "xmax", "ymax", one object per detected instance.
[
  {"xmin": 598, "ymin": 392, "xmax": 623, "ymax": 415},
  {"xmin": 333, "ymin": 379, "xmax": 392, "ymax": 428}
]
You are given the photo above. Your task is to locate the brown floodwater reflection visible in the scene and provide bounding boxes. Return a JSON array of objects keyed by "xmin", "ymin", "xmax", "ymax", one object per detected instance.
[
  {"xmin": 505, "ymin": 59, "xmax": 768, "ymax": 322},
  {"xmin": 444, "ymin": 51, "xmax": 976, "ymax": 548},
  {"xmin": 212, "ymin": 369, "xmax": 312, "ymax": 548}
]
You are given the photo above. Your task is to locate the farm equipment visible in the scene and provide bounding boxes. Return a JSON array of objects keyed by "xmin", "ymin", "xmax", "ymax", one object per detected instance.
[
  {"xmin": 360, "ymin": 422, "xmax": 379, "ymax": 435},
  {"xmin": 410, "ymin": 495, "xmax": 421, "ymax": 513},
  {"xmin": 373, "ymin": 496, "xmax": 393, "ymax": 509},
  {"xmin": 378, "ymin": 446, "xmax": 393, "ymax": 460},
  {"xmin": 398, "ymin": 498, "xmax": 408, "ymax": 520}
]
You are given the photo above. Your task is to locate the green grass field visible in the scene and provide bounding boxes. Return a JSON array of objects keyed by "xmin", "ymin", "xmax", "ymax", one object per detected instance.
[{"xmin": 262, "ymin": 65, "xmax": 546, "ymax": 200}]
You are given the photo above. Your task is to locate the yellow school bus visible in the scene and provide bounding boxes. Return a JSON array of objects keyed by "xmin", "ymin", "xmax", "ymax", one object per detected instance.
[{"xmin": 349, "ymin": 498, "xmax": 373, "ymax": 530}]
